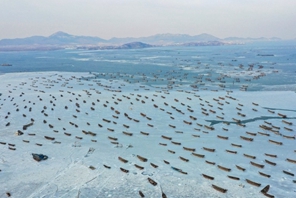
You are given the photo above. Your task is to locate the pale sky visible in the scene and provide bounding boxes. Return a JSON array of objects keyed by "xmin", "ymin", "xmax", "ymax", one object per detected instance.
[{"xmin": 1, "ymin": 0, "xmax": 296, "ymax": 40}]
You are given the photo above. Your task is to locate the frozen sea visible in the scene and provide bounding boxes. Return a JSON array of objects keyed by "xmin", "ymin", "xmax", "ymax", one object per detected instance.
[{"xmin": 0, "ymin": 42, "xmax": 296, "ymax": 198}]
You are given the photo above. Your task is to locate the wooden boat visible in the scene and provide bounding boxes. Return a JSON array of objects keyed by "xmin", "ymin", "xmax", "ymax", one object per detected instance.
[
  {"xmin": 192, "ymin": 153, "xmax": 205, "ymax": 158},
  {"xmin": 168, "ymin": 150, "xmax": 175, "ymax": 154},
  {"xmin": 118, "ymin": 156, "xmax": 128, "ymax": 163},
  {"xmin": 231, "ymin": 143, "xmax": 242, "ymax": 148},
  {"xmin": 203, "ymin": 147, "xmax": 215, "ymax": 152},
  {"xmin": 259, "ymin": 171, "xmax": 270, "ymax": 178},
  {"xmin": 102, "ymin": 118, "xmax": 111, "ymax": 123},
  {"xmin": 272, "ymin": 125, "xmax": 280, "ymax": 130},
  {"xmin": 36, "ymin": 143, "xmax": 42, "ymax": 146},
  {"xmin": 189, "ymin": 115, "xmax": 197, "ymax": 120},
  {"xmin": 212, "ymin": 184, "xmax": 227, "ymax": 193},
  {"xmin": 240, "ymin": 136, "xmax": 253, "ymax": 141},
  {"xmin": 286, "ymin": 158, "xmax": 296, "ymax": 164},
  {"xmin": 258, "ymin": 132, "xmax": 270, "ymax": 136},
  {"xmin": 22, "ymin": 140, "xmax": 29, "ymax": 143},
  {"xmin": 88, "ymin": 131, "xmax": 97, "ymax": 136},
  {"xmin": 120, "ymin": 167, "xmax": 129, "ymax": 173},
  {"xmin": 192, "ymin": 134, "xmax": 200, "ymax": 138},
  {"xmin": 246, "ymin": 131, "xmax": 256, "ymax": 136},
  {"xmin": 150, "ymin": 163, "xmax": 158, "ymax": 168},
  {"xmin": 205, "ymin": 160, "xmax": 216, "ymax": 165},
  {"xmin": 237, "ymin": 123, "xmax": 246, "ymax": 127},
  {"xmin": 267, "ymin": 110, "xmax": 275, "ymax": 114},
  {"xmin": 147, "ymin": 123, "xmax": 154, "ymax": 127},
  {"xmin": 137, "ymin": 155, "xmax": 148, "ymax": 162},
  {"xmin": 227, "ymin": 175, "xmax": 240, "ymax": 180},
  {"xmin": 9, "ymin": 147, "xmax": 16, "ymax": 151},
  {"xmin": 244, "ymin": 153, "xmax": 256, "ymax": 159},
  {"xmin": 64, "ymin": 132, "xmax": 71, "ymax": 136},
  {"xmin": 183, "ymin": 120, "xmax": 192, "ymax": 125},
  {"xmin": 204, "ymin": 125, "xmax": 214, "ymax": 130},
  {"xmin": 139, "ymin": 191, "xmax": 145, "ymax": 198},
  {"xmin": 108, "ymin": 136, "xmax": 117, "ymax": 141},
  {"xmin": 180, "ymin": 171, "xmax": 188, "ymax": 175},
  {"xmin": 202, "ymin": 174, "xmax": 214, "ymax": 180},
  {"xmin": 268, "ymin": 139, "xmax": 282, "ymax": 145},
  {"xmin": 179, "ymin": 156, "xmax": 189, "ymax": 162},
  {"xmin": 250, "ymin": 161, "xmax": 264, "ymax": 168},
  {"xmin": 217, "ymin": 135, "xmax": 228, "ymax": 140},
  {"xmin": 140, "ymin": 131, "xmax": 149, "ymax": 136},
  {"xmin": 246, "ymin": 179, "xmax": 261, "ymax": 187},
  {"xmin": 265, "ymin": 159, "xmax": 276, "ymax": 166},
  {"xmin": 217, "ymin": 165, "xmax": 231, "ymax": 172},
  {"xmin": 262, "ymin": 193, "xmax": 274, "ymax": 198},
  {"xmin": 282, "ymin": 120, "xmax": 292, "ymax": 125},
  {"xmin": 283, "ymin": 170, "xmax": 294, "ymax": 176},
  {"xmin": 161, "ymin": 135, "xmax": 172, "ymax": 140},
  {"xmin": 44, "ymin": 136, "xmax": 55, "ymax": 141},
  {"xmin": 283, "ymin": 135, "xmax": 295, "ymax": 139},
  {"xmin": 122, "ymin": 131, "xmax": 133, "ymax": 136},
  {"xmin": 278, "ymin": 113, "xmax": 287, "ymax": 118},
  {"xmin": 163, "ymin": 160, "xmax": 170, "ymax": 164},
  {"xmin": 226, "ymin": 149, "xmax": 237, "ymax": 154},
  {"xmin": 183, "ymin": 147, "xmax": 195, "ymax": 152},
  {"xmin": 236, "ymin": 165, "xmax": 246, "ymax": 171},
  {"xmin": 196, "ymin": 123, "xmax": 203, "ymax": 127},
  {"xmin": 202, "ymin": 112, "xmax": 209, "ymax": 116},
  {"xmin": 148, "ymin": 177, "xmax": 157, "ymax": 186},
  {"xmin": 140, "ymin": 113, "xmax": 146, "ymax": 117},
  {"xmin": 261, "ymin": 185, "xmax": 270, "ymax": 194},
  {"xmin": 284, "ymin": 127, "xmax": 293, "ymax": 131},
  {"xmin": 134, "ymin": 164, "xmax": 144, "ymax": 170},
  {"xmin": 265, "ymin": 153, "xmax": 277, "ymax": 158},
  {"xmin": 159, "ymin": 143, "xmax": 167, "ymax": 146},
  {"xmin": 171, "ymin": 141, "xmax": 181, "ymax": 145},
  {"xmin": 260, "ymin": 125, "xmax": 272, "ymax": 130}
]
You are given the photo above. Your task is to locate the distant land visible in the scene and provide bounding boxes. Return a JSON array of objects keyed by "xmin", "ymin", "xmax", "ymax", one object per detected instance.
[{"xmin": 0, "ymin": 31, "xmax": 285, "ymax": 51}]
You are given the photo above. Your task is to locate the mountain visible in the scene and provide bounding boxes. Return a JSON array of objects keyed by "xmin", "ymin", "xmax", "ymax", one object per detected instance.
[
  {"xmin": 108, "ymin": 33, "xmax": 220, "ymax": 44},
  {"xmin": 223, "ymin": 36, "xmax": 282, "ymax": 42},
  {"xmin": 0, "ymin": 31, "xmax": 284, "ymax": 51},
  {"xmin": 77, "ymin": 42, "xmax": 154, "ymax": 50},
  {"xmin": 0, "ymin": 31, "xmax": 106, "ymax": 46}
]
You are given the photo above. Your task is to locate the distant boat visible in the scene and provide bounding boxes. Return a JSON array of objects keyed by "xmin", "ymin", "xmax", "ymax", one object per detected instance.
[{"xmin": 1, "ymin": 63, "xmax": 12, "ymax": 66}]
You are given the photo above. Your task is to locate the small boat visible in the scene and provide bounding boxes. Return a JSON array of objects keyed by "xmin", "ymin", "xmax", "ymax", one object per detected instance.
[
  {"xmin": 202, "ymin": 174, "xmax": 214, "ymax": 180},
  {"xmin": 227, "ymin": 175, "xmax": 240, "ymax": 180},
  {"xmin": 120, "ymin": 167, "xmax": 129, "ymax": 173},
  {"xmin": 265, "ymin": 159, "xmax": 276, "ymax": 166},
  {"xmin": 246, "ymin": 179, "xmax": 261, "ymax": 187},
  {"xmin": 1, "ymin": 63, "xmax": 12, "ymax": 66},
  {"xmin": 212, "ymin": 184, "xmax": 227, "ymax": 193},
  {"xmin": 148, "ymin": 177, "xmax": 157, "ymax": 186},
  {"xmin": 137, "ymin": 155, "xmax": 148, "ymax": 162}
]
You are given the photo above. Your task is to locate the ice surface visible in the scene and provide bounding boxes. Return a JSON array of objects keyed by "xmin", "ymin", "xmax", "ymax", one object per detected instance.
[{"xmin": 0, "ymin": 71, "xmax": 295, "ymax": 198}]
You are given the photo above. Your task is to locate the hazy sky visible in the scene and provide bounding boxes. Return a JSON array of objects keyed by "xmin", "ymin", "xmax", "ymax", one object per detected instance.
[{"xmin": 1, "ymin": 0, "xmax": 296, "ymax": 39}]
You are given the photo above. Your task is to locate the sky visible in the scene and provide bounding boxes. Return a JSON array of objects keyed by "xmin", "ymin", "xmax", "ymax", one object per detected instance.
[{"xmin": 1, "ymin": 0, "xmax": 296, "ymax": 40}]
